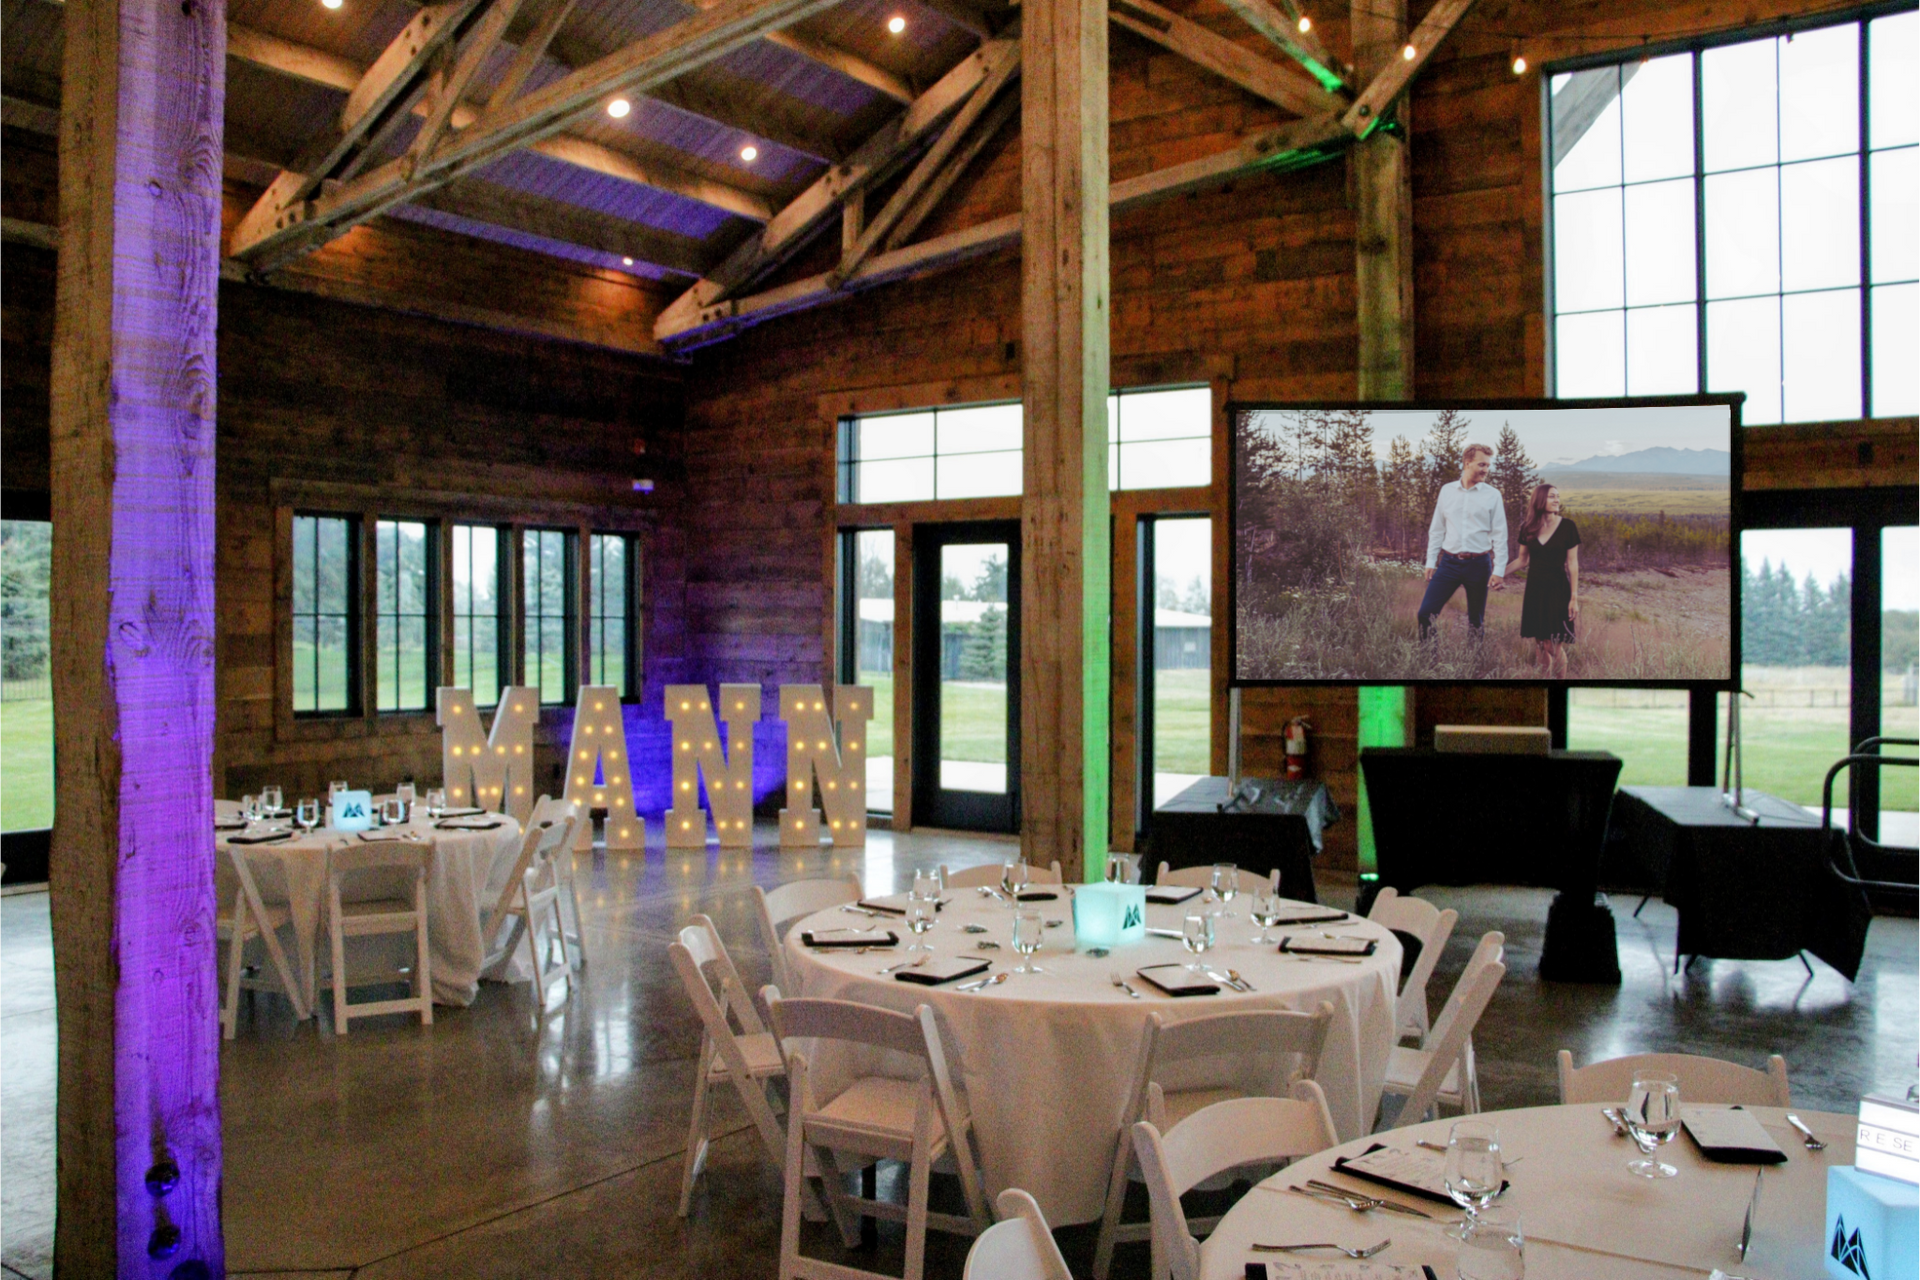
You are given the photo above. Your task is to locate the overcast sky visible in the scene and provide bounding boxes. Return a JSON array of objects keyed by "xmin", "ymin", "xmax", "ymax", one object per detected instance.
[
  {"xmin": 1357, "ymin": 405, "xmax": 1734, "ymax": 465},
  {"xmin": 1745, "ymin": 527, "xmax": 1920, "ymax": 611}
]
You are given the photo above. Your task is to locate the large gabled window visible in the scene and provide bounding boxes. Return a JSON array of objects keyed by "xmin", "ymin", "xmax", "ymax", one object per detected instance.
[{"xmin": 1548, "ymin": 9, "xmax": 1917, "ymax": 422}]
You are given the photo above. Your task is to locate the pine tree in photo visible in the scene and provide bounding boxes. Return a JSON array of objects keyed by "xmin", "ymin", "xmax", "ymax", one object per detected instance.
[
  {"xmin": 1382, "ymin": 435, "xmax": 1422, "ymax": 557},
  {"xmin": 1489, "ymin": 420, "xmax": 1542, "ymax": 562}
]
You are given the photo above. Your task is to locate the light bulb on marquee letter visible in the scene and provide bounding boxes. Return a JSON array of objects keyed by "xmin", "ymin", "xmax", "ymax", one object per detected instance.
[
  {"xmin": 438, "ymin": 687, "xmax": 538, "ymax": 822},
  {"xmin": 779, "ymin": 684, "xmax": 871, "ymax": 848},
  {"xmin": 563, "ymin": 686, "xmax": 644, "ymax": 851},
  {"xmin": 665, "ymin": 683, "xmax": 759, "ymax": 848}
]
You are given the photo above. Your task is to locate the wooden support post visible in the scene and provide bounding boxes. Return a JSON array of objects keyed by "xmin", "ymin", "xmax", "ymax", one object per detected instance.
[
  {"xmin": 1020, "ymin": 0, "xmax": 1110, "ymax": 879},
  {"xmin": 1352, "ymin": 0, "xmax": 1412, "ymax": 399},
  {"xmin": 51, "ymin": 0, "xmax": 226, "ymax": 1273}
]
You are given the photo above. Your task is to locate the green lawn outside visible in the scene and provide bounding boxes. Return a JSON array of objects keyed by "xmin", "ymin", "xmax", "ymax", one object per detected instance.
[
  {"xmin": 856, "ymin": 669, "xmax": 893, "ymax": 757},
  {"xmin": 1, "ymin": 697, "xmax": 53, "ymax": 832},
  {"xmin": 1154, "ymin": 667, "xmax": 1212, "ymax": 775}
]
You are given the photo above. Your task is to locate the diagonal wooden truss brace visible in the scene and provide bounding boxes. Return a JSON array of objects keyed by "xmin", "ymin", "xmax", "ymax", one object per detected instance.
[
  {"xmin": 1108, "ymin": 0, "xmax": 1342, "ymax": 118},
  {"xmin": 655, "ymin": 0, "xmax": 1479, "ymax": 347},
  {"xmin": 229, "ymin": 0, "xmax": 845, "ymax": 271}
]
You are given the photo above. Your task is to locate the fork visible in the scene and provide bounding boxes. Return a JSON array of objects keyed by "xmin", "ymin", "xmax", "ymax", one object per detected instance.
[
  {"xmin": 1302, "ymin": 1181, "xmax": 1432, "ymax": 1219},
  {"xmin": 1251, "ymin": 1239, "xmax": 1391, "ymax": 1258},
  {"xmin": 1110, "ymin": 972, "xmax": 1141, "ymax": 999},
  {"xmin": 879, "ymin": 955, "xmax": 929, "ymax": 975},
  {"xmin": 1786, "ymin": 1114, "xmax": 1828, "ymax": 1150}
]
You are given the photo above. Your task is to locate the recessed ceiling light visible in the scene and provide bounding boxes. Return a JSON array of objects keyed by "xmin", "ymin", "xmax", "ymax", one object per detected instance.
[
  {"xmin": 1296, "ymin": 14, "xmax": 1310, "ymax": 33},
  {"xmin": 322, "ymin": 0, "xmax": 344, "ymax": 8},
  {"xmin": 622, "ymin": 256, "xmax": 634, "ymax": 266},
  {"xmin": 739, "ymin": 144, "xmax": 759, "ymax": 163},
  {"xmin": 887, "ymin": 14, "xmax": 906, "ymax": 34},
  {"xmin": 607, "ymin": 98, "xmax": 631, "ymax": 119}
]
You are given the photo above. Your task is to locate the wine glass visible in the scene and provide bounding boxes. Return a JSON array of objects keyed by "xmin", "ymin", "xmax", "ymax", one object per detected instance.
[
  {"xmin": 383, "ymin": 797, "xmax": 407, "ymax": 826},
  {"xmin": 425, "ymin": 787, "xmax": 446, "ymax": 819},
  {"xmin": 239, "ymin": 795, "xmax": 258, "ymax": 826},
  {"xmin": 912, "ymin": 869, "xmax": 940, "ymax": 901},
  {"xmin": 1011, "ymin": 909, "xmax": 1046, "ymax": 973},
  {"xmin": 906, "ymin": 894, "xmax": 937, "ymax": 952},
  {"xmin": 1181, "ymin": 911, "xmax": 1215, "ymax": 971},
  {"xmin": 1004, "ymin": 860, "xmax": 1030, "ymax": 900},
  {"xmin": 396, "ymin": 781, "xmax": 416, "ymax": 819},
  {"xmin": 1444, "ymin": 1120, "xmax": 1504, "ymax": 1236},
  {"xmin": 1105, "ymin": 856, "xmax": 1126, "ymax": 884},
  {"xmin": 1457, "ymin": 1207, "xmax": 1525, "ymax": 1280},
  {"xmin": 260, "ymin": 785, "xmax": 283, "ymax": 814},
  {"xmin": 1249, "ymin": 888, "xmax": 1283, "ymax": 945},
  {"xmin": 1624, "ymin": 1074, "xmax": 1681, "ymax": 1178},
  {"xmin": 1211, "ymin": 863, "xmax": 1240, "ymax": 917},
  {"xmin": 328, "ymin": 780, "xmax": 349, "ymax": 806},
  {"xmin": 295, "ymin": 798, "xmax": 320, "ymax": 835}
]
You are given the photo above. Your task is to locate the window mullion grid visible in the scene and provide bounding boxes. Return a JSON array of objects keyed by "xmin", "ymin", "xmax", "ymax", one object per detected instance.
[
  {"xmin": 1693, "ymin": 48, "xmax": 1709, "ymax": 394},
  {"xmin": 1773, "ymin": 37, "xmax": 1786, "ymax": 421},
  {"xmin": 1616, "ymin": 68, "xmax": 1630, "ymax": 393},
  {"xmin": 1858, "ymin": 18, "xmax": 1873, "ymax": 414}
]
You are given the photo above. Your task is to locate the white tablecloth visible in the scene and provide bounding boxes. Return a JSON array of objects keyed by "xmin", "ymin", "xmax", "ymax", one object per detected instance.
[
  {"xmin": 785, "ymin": 892, "xmax": 1401, "ymax": 1226},
  {"xmin": 217, "ymin": 816, "xmax": 523, "ymax": 1007},
  {"xmin": 1202, "ymin": 1104, "xmax": 1857, "ymax": 1279}
]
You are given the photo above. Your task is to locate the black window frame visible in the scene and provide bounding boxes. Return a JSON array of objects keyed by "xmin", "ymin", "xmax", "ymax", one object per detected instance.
[
  {"xmin": 587, "ymin": 530, "xmax": 639, "ymax": 700},
  {"xmin": 291, "ymin": 511, "xmax": 361, "ymax": 718},
  {"xmin": 373, "ymin": 517, "xmax": 439, "ymax": 715},
  {"xmin": 522, "ymin": 526, "xmax": 578, "ymax": 706},
  {"xmin": 450, "ymin": 522, "xmax": 509, "ymax": 709}
]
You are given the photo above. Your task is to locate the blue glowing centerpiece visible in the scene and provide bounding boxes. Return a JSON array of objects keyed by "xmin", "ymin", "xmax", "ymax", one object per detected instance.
[
  {"xmin": 1073, "ymin": 882, "xmax": 1147, "ymax": 950},
  {"xmin": 1826, "ymin": 1164, "xmax": 1918, "ymax": 1280},
  {"xmin": 329, "ymin": 790, "xmax": 374, "ymax": 833}
]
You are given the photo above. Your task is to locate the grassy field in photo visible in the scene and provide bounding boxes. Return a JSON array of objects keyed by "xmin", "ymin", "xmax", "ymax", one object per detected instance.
[
  {"xmin": 1238, "ymin": 560, "xmax": 1732, "ymax": 681},
  {"xmin": 1539, "ymin": 472, "xmax": 1730, "ymax": 518}
]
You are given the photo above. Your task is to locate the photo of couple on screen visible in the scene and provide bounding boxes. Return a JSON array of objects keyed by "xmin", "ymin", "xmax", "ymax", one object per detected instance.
[{"xmin": 1232, "ymin": 400, "xmax": 1736, "ymax": 683}]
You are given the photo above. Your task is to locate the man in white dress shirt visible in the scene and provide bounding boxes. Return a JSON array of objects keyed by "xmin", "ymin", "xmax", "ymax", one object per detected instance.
[{"xmin": 1417, "ymin": 443, "xmax": 1508, "ymax": 644}]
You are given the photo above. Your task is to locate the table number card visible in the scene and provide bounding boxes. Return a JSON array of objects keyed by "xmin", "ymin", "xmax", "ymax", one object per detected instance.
[
  {"xmin": 1254, "ymin": 1262, "xmax": 1431, "ymax": 1279},
  {"xmin": 1858, "ymin": 1094, "xmax": 1920, "ymax": 1185}
]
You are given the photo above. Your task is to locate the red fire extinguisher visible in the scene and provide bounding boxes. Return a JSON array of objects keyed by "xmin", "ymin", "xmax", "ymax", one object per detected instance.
[{"xmin": 1283, "ymin": 716, "xmax": 1311, "ymax": 780}]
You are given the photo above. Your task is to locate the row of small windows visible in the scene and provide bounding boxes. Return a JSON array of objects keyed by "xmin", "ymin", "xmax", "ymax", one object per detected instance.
[
  {"xmin": 292, "ymin": 516, "xmax": 637, "ymax": 716},
  {"xmin": 836, "ymin": 386, "xmax": 1212, "ymax": 504}
]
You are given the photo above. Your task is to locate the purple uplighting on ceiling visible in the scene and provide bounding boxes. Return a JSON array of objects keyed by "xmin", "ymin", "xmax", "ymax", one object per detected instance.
[{"xmin": 386, "ymin": 203, "xmax": 692, "ymax": 282}]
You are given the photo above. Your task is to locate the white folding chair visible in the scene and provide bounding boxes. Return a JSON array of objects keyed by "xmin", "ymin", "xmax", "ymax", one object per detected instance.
[
  {"xmin": 487, "ymin": 808, "xmax": 581, "ymax": 999},
  {"xmin": 672, "ymin": 915, "xmax": 790, "ymax": 1216},
  {"xmin": 326, "ymin": 838, "xmax": 434, "ymax": 1032},
  {"xmin": 218, "ymin": 844, "xmax": 309, "ymax": 1038},
  {"xmin": 964, "ymin": 1189, "xmax": 1071, "ymax": 1280},
  {"xmin": 942, "ymin": 860, "xmax": 1063, "ymax": 889},
  {"xmin": 527, "ymin": 795, "xmax": 587, "ymax": 966},
  {"xmin": 1132, "ymin": 1088, "xmax": 1341, "ymax": 1280},
  {"xmin": 1367, "ymin": 887, "xmax": 1460, "ymax": 1044},
  {"xmin": 755, "ymin": 875, "xmax": 864, "ymax": 994},
  {"xmin": 1093, "ymin": 1004, "xmax": 1334, "ymax": 1280},
  {"xmin": 767, "ymin": 994, "xmax": 991, "ymax": 1280},
  {"xmin": 1376, "ymin": 932, "xmax": 1506, "ymax": 1129},
  {"xmin": 1557, "ymin": 1050, "xmax": 1791, "ymax": 1108}
]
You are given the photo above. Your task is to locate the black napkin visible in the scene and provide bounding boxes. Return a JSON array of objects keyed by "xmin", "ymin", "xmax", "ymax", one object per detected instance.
[
  {"xmin": 436, "ymin": 807, "xmax": 487, "ymax": 818},
  {"xmin": 801, "ymin": 929, "xmax": 899, "ymax": 949},
  {"xmin": 1682, "ymin": 1107, "xmax": 1788, "ymax": 1164},
  {"xmin": 1279, "ymin": 935, "xmax": 1377, "ymax": 957},
  {"xmin": 1145, "ymin": 885, "xmax": 1202, "ymax": 905},
  {"xmin": 435, "ymin": 819, "xmax": 504, "ymax": 831},
  {"xmin": 895, "ymin": 957, "xmax": 991, "ymax": 985},
  {"xmin": 227, "ymin": 830, "xmax": 295, "ymax": 845},
  {"xmin": 1015, "ymin": 890, "xmax": 1058, "ymax": 902},
  {"xmin": 1134, "ymin": 964, "xmax": 1220, "ymax": 996}
]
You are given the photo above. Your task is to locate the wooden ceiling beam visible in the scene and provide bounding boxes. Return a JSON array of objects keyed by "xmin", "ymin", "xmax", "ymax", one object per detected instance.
[
  {"xmin": 883, "ymin": 76, "xmax": 1018, "ymax": 250},
  {"xmin": 487, "ymin": 0, "xmax": 579, "ymax": 110},
  {"xmin": 410, "ymin": 0, "xmax": 531, "ymax": 163},
  {"xmin": 655, "ymin": 34, "xmax": 1016, "ymax": 330},
  {"xmin": 1340, "ymin": 0, "xmax": 1477, "ymax": 136},
  {"xmin": 765, "ymin": 28, "xmax": 915, "ymax": 102},
  {"xmin": 407, "ymin": 176, "xmax": 712, "ymax": 275},
  {"xmin": 1108, "ymin": 0, "xmax": 1343, "ymax": 118},
  {"xmin": 226, "ymin": 20, "xmax": 774, "ymax": 222},
  {"xmin": 230, "ymin": 0, "xmax": 844, "ymax": 270},
  {"xmin": 661, "ymin": 110, "xmax": 1350, "ymax": 347},
  {"xmin": 1210, "ymin": 0, "xmax": 1350, "ymax": 92}
]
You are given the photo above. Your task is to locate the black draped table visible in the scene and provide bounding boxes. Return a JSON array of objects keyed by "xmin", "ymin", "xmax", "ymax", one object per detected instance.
[
  {"xmin": 1359, "ymin": 747, "xmax": 1624, "ymax": 982},
  {"xmin": 1145, "ymin": 776, "xmax": 1338, "ymax": 904},
  {"xmin": 1608, "ymin": 785, "xmax": 1871, "ymax": 979}
]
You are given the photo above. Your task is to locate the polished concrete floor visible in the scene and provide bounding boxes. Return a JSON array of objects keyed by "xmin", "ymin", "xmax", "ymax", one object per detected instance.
[{"xmin": 3, "ymin": 827, "xmax": 1915, "ymax": 1279}]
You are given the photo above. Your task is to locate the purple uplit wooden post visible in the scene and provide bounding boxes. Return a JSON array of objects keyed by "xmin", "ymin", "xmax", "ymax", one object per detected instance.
[{"xmin": 50, "ymin": 1, "xmax": 227, "ymax": 1274}]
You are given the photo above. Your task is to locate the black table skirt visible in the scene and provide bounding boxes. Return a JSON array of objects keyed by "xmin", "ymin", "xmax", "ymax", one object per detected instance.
[{"xmin": 1145, "ymin": 776, "xmax": 1337, "ymax": 904}]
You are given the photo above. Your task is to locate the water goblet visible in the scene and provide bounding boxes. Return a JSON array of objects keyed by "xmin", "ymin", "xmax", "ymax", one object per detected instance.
[
  {"xmin": 1011, "ymin": 909, "xmax": 1046, "ymax": 973},
  {"xmin": 1105, "ymin": 857, "xmax": 1125, "ymax": 884},
  {"xmin": 906, "ymin": 895, "xmax": 937, "ymax": 953},
  {"xmin": 1211, "ymin": 863, "xmax": 1240, "ymax": 917},
  {"xmin": 396, "ymin": 781, "xmax": 416, "ymax": 819},
  {"xmin": 912, "ymin": 869, "xmax": 940, "ymax": 900},
  {"xmin": 383, "ymin": 797, "xmax": 407, "ymax": 826},
  {"xmin": 1181, "ymin": 911, "xmax": 1215, "ymax": 971},
  {"xmin": 1249, "ymin": 889, "xmax": 1283, "ymax": 945},
  {"xmin": 1624, "ymin": 1074, "xmax": 1681, "ymax": 1178},
  {"xmin": 260, "ymin": 785, "xmax": 283, "ymax": 814},
  {"xmin": 425, "ymin": 788, "xmax": 446, "ymax": 819},
  {"xmin": 295, "ymin": 798, "xmax": 320, "ymax": 835},
  {"xmin": 328, "ymin": 780, "xmax": 349, "ymax": 804},
  {"xmin": 1004, "ymin": 860, "xmax": 1030, "ymax": 900},
  {"xmin": 240, "ymin": 795, "xmax": 259, "ymax": 825},
  {"xmin": 1444, "ymin": 1120, "xmax": 1504, "ymax": 1237},
  {"xmin": 1457, "ymin": 1207, "xmax": 1524, "ymax": 1280}
]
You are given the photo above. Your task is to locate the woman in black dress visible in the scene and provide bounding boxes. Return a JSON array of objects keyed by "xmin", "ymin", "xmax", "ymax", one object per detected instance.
[{"xmin": 1509, "ymin": 483, "xmax": 1580, "ymax": 677}]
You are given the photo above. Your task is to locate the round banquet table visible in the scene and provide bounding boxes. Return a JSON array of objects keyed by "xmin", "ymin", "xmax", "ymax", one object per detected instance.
[
  {"xmin": 784, "ymin": 890, "xmax": 1402, "ymax": 1226},
  {"xmin": 1201, "ymin": 1104, "xmax": 1857, "ymax": 1279},
  {"xmin": 216, "ymin": 814, "xmax": 524, "ymax": 1008}
]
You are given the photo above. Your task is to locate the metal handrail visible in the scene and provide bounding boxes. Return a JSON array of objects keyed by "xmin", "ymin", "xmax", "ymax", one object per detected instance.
[{"xmin": 1822, "ymin": 747, "xmax": 1919, "ymax": 895}]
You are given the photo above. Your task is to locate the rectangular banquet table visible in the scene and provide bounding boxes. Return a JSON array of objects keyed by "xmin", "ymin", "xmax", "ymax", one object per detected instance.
[
  {"xmin": 1146, "ymin": 776, "xmax": 1338, "ymax": 904},
  {"xmin": 1609, "ymin": 785, "xmax": 1872, "ymax": 979},
  {"xmin": 785, "ymin": 889, "xmax": 1400, "ymax": 1226},
  {"xmin": 216, "ymin": 816, "xmax": 525, "ymax": 1007}
]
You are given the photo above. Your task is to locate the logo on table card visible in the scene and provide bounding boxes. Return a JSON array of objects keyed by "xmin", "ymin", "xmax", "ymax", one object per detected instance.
[
  {"xmin": 1832, "ymin": 1216, "xmax": 1872, "ymax": 1278},
  {"xmin": 1123, "ymin": 903, "xmax": 1143, "ymax": 930}
]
